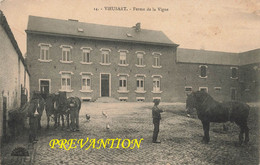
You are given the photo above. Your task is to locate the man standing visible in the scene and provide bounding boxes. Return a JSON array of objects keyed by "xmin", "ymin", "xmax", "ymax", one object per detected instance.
[
  {"xmin": 152, "ymin": 99, "xmax": 164, "ymax": 143},
  {"xmin": 28, "ymin": 95, "xmax": 39, "ymax": 143}
]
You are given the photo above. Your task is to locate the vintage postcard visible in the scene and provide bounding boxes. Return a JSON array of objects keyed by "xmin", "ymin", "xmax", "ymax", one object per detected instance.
[{"xmin": 0, "ymin": 0, "xmax": 259, "ymax": 164}]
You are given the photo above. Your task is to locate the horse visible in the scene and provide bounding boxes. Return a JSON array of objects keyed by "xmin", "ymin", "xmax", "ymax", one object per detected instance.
[
  {"xmin": 45, "ymin": 93, "xmax": 59, "ymax": 129},
  {"xmin": 31, "ymin": 91, "xmax": 45, "ymax": 130},
  {"xmin": 186, "ymin": 90, "xmax": 250, "ymax": 145},
  {"xmin": 54, "ymin": 91, "xmax": 69, "ymax": 129},
  {"xmin": 67, "ymin": 97, "xmax": 81, "ymax": 131}
]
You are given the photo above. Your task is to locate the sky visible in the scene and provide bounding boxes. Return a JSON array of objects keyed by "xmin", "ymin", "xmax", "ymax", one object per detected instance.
[{"xmin": 0, "ymin": 0, "xmax": 260, "ymax": 54}]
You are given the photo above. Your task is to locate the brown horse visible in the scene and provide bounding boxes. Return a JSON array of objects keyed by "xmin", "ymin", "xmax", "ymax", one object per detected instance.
[{"xmin": 186, "ymin": 91, "xmax": 250, "ymax": 145}]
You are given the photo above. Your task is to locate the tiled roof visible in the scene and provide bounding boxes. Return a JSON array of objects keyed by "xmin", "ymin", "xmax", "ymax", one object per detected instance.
[
  {"xmin": 239, "ymin": 49, "xmax": 260, "ymax": 65},
  {"xmin": 177, "ymin": 48, "xmax": 240, "ymax": 66},
  {"xmin": 177, "ymin": 48, "xmax": 260, "ymax": 66},
  {"xmin": 26, "ymin": 16, "xmax": 178, "ymax": 47},
  {"xmin": 0, "ymin": 10, "xmax": 29, "ymax": 75}
]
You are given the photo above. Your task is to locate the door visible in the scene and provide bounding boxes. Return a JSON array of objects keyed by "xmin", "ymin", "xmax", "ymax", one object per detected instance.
[
  {"xmin": 101, "ymin": 74, "xmax": 109, "ymax": 97},
  {"xmin": 40, "ymin": 80, "xmax": 50, "ymax": 99}
]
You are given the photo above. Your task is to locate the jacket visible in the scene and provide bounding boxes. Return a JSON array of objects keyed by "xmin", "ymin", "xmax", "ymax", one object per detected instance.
[{"xmin": 152, "ymin": 106, "xmax": 163, "ymax": 119}]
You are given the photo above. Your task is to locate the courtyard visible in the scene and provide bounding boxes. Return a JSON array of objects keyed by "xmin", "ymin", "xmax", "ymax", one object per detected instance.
[{"xmin": 1, "ymin": 102, "xmax": 259, "ymax": 165}]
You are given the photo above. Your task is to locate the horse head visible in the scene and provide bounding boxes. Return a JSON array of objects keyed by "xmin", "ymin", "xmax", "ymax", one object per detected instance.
[
  {"xmin": 68, "ymin": 97, "xmax": 77, "ymax": 108},
  {"xmin": 186, "ymin": 90, "xmax": 210, "ymax": 113}
]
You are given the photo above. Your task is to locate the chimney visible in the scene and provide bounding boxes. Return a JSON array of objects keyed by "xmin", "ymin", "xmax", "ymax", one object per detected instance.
[{"xmin": 135, "ymin": 22, "xmax": 141, "ymax": 32}]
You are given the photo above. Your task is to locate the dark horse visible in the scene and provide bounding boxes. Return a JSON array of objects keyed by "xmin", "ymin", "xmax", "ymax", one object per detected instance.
[
  {"xmin": 186, "ymin": 91, "xmax": 250, "ymax": 145},
  {"xmin": 45, "ymin": 93, "xmax": 59, "ymax": 129},
  {"xmin": 51, "ymin": 92, "xmax": 81, "ymax": 131},
  {"xmin": 54, "ymin": 91, "xmax": 68, "ymax": 128}
]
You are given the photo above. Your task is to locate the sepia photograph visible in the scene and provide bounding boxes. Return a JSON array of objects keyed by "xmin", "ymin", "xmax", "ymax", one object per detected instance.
[{"xmin": 0, "ymin": 0, "xmax": 259, "ymax": 164}]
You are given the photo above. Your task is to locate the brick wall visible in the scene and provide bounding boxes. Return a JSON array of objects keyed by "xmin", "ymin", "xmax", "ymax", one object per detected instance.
[
  {"xmin": 27, "ymin": 33, "xmax": 257, "ymax": 103},
  {"xmin": 239, "ymin": 63, "xmax": 260, "ymax": 102},
  {"xmin": 27, "ymin": 34, "xmax": 177, "ymax": 102},
  {"xmin": 174, "ymin": 63, "xmax": 240, "ymax": 102}
]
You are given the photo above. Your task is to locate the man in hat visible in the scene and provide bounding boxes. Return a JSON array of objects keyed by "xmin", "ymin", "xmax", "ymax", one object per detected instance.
[{"xmin": 152, "ymin": 99, "xmax": 164, "ymax": 143}]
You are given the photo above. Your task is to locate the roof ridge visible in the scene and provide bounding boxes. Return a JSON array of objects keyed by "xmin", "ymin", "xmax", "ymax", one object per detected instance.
[
  {"xmin": 26, "ymin": 15, "xmax": 178, "ymax": 46},
  {"xmin": 28, "ymin": 15, "xmax": 163, "ymax": 32}
]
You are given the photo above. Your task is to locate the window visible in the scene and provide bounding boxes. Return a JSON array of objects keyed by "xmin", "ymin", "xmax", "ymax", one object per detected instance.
[
  {"xmin": 117, "ymin": 74, "xmax": 129, "ymax": 93},
  {"xmin": 199, "ymin": 87, "xmax": 208, "ymax": 93},
  {"xmin": 135, "ymin": 74, "xmax": 146, "ymax": 93},
  {"xmin": 136, "ymin": 97, "xmax": 145, "ymax": 102},
  {"xmin": 62, "ymin": 48, "xmax": 70, "ymax": 61},
  {"xmin": 199, "ymin": 65, "xmax": 207, "ymax": 78},
  {"xmin": 38, "ymin": 43, "xmax": 52, "ymax": 62},
  {"xmin": 136, "ymin": 77, "xmax": 145, "ymax": 92},
  {"xmin": 83, "ymin": 50, "xmax": 90, "ymax": 63},
  {"xmin": 60, "ymin": 45, "xmax": 73, "ymax": 63},
  {"xmin": 231, "ymin": 67, "xmax": 238, "ymax": 79},
  {"xmin": 135, "ymin": 51, "xmax": 146, "ymax": 67},
  {"xmin": 185, "ymin": 86, "xmax": 192, "ymax": 93},
  {"xmin": 119, "ymin": 52, "xmax": 127, "ymax": 65},
  {"xmin": 40, "ymin": 45, "xmax": 49, "ymax": 61},
  {"xmin": 82, "ymin": 75, "xmax": 91, "ymax": 91},
  {"xmin": 152, "ymin": 52, "xmax": 162, "ymax": 68},
  {"xmin": 101, "ymin": 51, "xmax": 110, "ymax": 64},
  {"xmin": 100, "ymin": 48, "xmax": 111, "ymax": 65},
  {"xmin": 153, "ymin": 77, "xmax": 160, "ymax": 92},
  {"xmin": 154, "ymin": 56, "xmax": 160, "ymax": 66},
  {"xmin": 118, "ymin": 50, "xmax": 129, "ymax": 66},
  {"xmin": 82, "ymin": 97, "xmax": 91, "ymax": 102},
  {"xmin": 137, "ymin": 53, "xmax": 144, "ymax": 66},
  {"xmin": 119, "ymin": 97, "xmax": 128, "ymax": 102},
  {"xmin": 80, "ymin": 47, "xmax": 93, "ymax": 64},
  {"xmin": 80, "ymin": 72, "xmax": 93, "ymax": 92},
  {"xmin": 61, "ymin": 73, "xmax": 71, "ymax": 91},
  {"xmin": 151, "ymin": 75, "xmax": 162, "ymax": 93},
  {"xmin": 119, "ymin": 76, "xmax": 127, "ymax": 91}
]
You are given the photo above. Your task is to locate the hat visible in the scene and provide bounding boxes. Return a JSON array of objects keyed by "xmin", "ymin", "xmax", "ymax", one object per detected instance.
[{"xmin": 153, "ymin": 99, "xmax": 160, "ymax": 104}]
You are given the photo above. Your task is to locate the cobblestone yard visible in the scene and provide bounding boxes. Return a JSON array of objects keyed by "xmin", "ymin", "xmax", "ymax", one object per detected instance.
[{"xmin": 1, "ymin": 102, "xmax": 259, "ymax": 165}]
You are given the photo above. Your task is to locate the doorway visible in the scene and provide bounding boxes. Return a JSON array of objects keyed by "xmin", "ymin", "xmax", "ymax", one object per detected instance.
[
  {"xmin": 100, "ymin": 74, "xmax": 110, "ymax": 97},
  {"xmin": 40, "ymin": 79, "xmax": 50, "ymax": 99}
]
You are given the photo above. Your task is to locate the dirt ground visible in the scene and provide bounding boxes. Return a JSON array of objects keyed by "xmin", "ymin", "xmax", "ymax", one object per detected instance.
[{"xmin": 1, "ymin": 102, "xmax": 259, "ymax": 165}]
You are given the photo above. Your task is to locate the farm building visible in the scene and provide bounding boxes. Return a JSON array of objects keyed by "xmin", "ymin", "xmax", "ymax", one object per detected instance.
[
  {"xmin": 0, "ymin": 10, "xmax": 30, "ymax": 142},
  {"xmin": 25, "ymin": 15, "xmax": 259, "ymax": 103},
  {"xmin": 176, "ymin": 48, "xmax": 260, "ymax": 102},
  {"xmin": 26, "ymin": 16, "xmax": 178, "ymax": 102}
]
